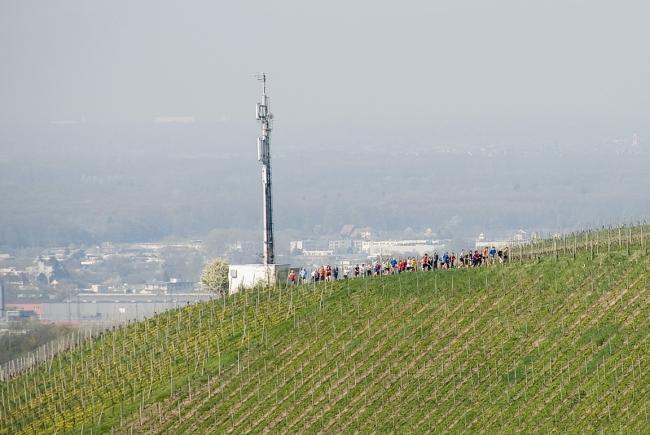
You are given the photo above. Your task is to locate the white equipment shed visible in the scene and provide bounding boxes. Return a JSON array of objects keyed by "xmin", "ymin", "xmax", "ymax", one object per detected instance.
[{"xmin": 228, "ymin": 264, "xmax": 290, "ymax": 294}]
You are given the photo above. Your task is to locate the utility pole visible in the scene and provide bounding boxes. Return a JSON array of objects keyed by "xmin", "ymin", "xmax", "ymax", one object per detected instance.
[{"xmin": 256, "ymin": 73, "xmax": 275, "ymax": 265}]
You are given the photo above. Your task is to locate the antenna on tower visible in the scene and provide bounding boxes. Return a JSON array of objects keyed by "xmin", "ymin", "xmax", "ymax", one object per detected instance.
[
  {"xmin": 254, "ymin": 72, "xmax": 267, "ymax": 95},
  {"xmin": 225, "ymin": 74, "xmax": 288, "ymax": 294},
  {"xmin": 255, "ymin": 72, "xmax": 275, "ymax": 265}
]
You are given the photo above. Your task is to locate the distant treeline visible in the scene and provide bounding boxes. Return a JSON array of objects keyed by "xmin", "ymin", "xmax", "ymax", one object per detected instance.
[
  {"xmin": 1, "ymin": 124, "xmax": 648, "ymax": 248},
  {"xmin": 0, "ymin": 322, "xmax": 75, "ymax": 365}
]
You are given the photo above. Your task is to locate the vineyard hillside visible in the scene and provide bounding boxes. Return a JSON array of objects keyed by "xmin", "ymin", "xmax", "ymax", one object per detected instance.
[{"xmin": 2, "ymin": 229, "xmax": 649, "ymax": 433}]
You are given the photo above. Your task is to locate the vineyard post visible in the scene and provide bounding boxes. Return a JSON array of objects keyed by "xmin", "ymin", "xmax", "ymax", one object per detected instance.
[
  {"xmin": 618, "ymin": 227, "xmax": 622, "ymax": 248},
  {"xmin": 627, "ymin": 227, "xmax": 632, "ymax": 256},
  {"xmin": 525, "ymin": 241, "xmax": 528, "ymax": 261},
  {"xmin": 608, "ymin": 225, "xmax": 611, "ymax": 252},
  {"xmin": 596, "ymin": 231, "xmax": 599, "ymax": 254},
  {"xmin": 573, "ymin": 233, "xmax": 577, "ymax": 259},
  {"xmin": 170, "ymin": 365, "xmax": 173, "ymax": 398}
]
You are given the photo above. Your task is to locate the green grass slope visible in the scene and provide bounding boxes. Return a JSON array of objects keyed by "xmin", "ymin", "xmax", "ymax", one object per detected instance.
[{"xmin": 2, "ymin": 238, "xmax": 649, "ymax": 433}]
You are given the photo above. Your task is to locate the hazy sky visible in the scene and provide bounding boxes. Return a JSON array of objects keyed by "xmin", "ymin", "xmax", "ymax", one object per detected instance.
[
  {"xmin": 0, "ymin": 1, "xmax": 649, "ymax": 248},
  {"xmin": 1, "ymin": 1, "xmax": 649, "ymax": 139}
]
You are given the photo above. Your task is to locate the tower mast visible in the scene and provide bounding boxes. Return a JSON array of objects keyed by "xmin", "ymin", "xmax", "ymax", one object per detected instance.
[{"xmin": 256, "ymin": 73, "xmax": 274, "ymax": 265}]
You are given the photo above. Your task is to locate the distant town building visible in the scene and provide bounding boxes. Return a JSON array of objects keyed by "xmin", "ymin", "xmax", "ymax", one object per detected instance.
[
  {"xmin": 4, "ymin": 304, "xmax": 41, "ymax": 321},
  {"xmin": 475, "ymin": 230, "xmax": 529, "ymax": 250},
  {"xmin": 33, "ymin": 258, "xmax": 54, "ymax": 280},
  {"xmin": 26, "ymin": 256, "xmax": 68, "ymax": 284},
  {"xmin": 144, "ymin": 279, "xmax": 195, "ymax": 293},
  {"xmin": 289, "ymin": 240, "xmax": 317, "ymax": 254},
  {"xmin": 513, "ymin": 230, "xmax": 527, "ymax": 242},
  {"xmin": 360, "ymin": 240, "xmax": 442, "ymax": 256},
  {"xmin": 80, "ymin": 255, "xmax": 103, "ymax": 266},
  {"xmin": 328, "ymin": 239, "xmax": 353, "ymax": 251},
  {"xmin": 225, "ymin": 241, "xmax": 257, "ymax": 256},
  {"xmin": 0, "ymin": 268, "xmax": 29, "ymax": 285},
  {"xmin": 90, "ymin": 284, "xmax": 109, "ymax": 293},
  {"xmin": 302, "ymin": 250, "xmax": 335, "ymax": 257}
]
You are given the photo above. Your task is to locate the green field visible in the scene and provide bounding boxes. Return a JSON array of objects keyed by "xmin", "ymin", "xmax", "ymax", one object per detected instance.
[{"xmin": 1, "ymin": 227, "xmax": 649, "ymax": 433}]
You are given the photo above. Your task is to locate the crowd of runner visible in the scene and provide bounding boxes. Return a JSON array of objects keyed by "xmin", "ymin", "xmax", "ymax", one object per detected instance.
[{"xmin": 288, "ymin": 246, "xmax": 510, "ymax": 285}]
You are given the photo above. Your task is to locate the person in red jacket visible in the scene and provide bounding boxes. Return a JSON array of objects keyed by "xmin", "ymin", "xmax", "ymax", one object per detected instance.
[{"xmin": 421, "ymin": 254, "xmax": 429, "ymax": 271}]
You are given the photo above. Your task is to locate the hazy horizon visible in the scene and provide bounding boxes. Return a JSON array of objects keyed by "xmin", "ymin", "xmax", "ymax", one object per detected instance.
[{"xmin": 1, "ymin": 1, "xmax": 649, "ymax": 250}]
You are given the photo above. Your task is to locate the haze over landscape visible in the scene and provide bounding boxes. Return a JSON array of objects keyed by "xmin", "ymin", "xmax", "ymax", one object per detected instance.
[{"xmin": 1, "ymin": 1, "xmax": 649, "ymax": 251}]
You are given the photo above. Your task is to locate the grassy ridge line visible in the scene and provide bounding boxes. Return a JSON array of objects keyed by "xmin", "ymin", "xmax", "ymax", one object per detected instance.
[
  {"xmin": 139, "ymin": 252, "xmax": 644, "ymax": 429},
  {"xmin": 510, "ymin": 223, "xmax": 648, "ymax": 262},
  {"xmin": 306, "ymin": 263, "xmax": 589, "ymax": 431},
  {"xmin": 158, "ymin": 270, "xmax": 512, "ymax": 432},
  {"xmin": 1, "ymin": 236, "xmax": 648, "ymax": 434},
  {"xmin": 140, "ymin": 255, "xmax": 568, "ymax": 432},
  {"xmin": 352, "ymin": 255, "xmax": 644, "ymax": 432}
]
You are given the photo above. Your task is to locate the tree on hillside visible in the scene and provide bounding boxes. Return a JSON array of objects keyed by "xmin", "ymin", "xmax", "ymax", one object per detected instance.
[{"xmin": 201, "ymin": 259, "xmax": 229, "ymax": 295}]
